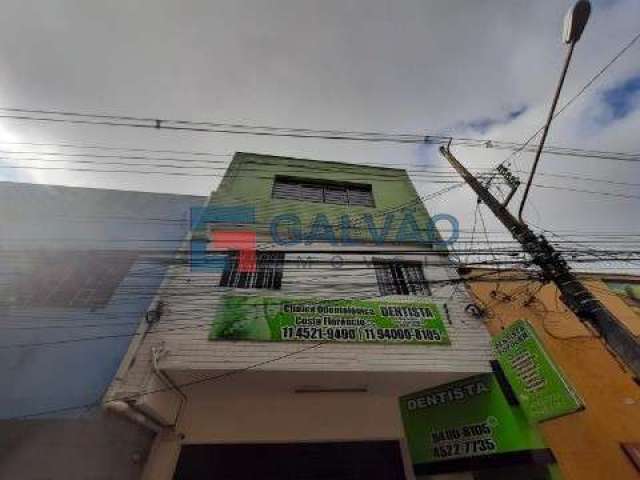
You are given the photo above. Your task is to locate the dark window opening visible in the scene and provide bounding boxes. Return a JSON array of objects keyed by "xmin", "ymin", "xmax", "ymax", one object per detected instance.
[
  {"xmin": 373, "ymin": 258, "xmax": 430, "ymax": 296},
  {"xmin": 173, "ymin": 441, "xmax": 406, "ymax": 480},
  {"xmin": 272, "ymin": 176, "xmax": 374, "ymax": 207},
  {"xmin": 220, "ymin": 251, "xmax": 285, "ymax": 290}
]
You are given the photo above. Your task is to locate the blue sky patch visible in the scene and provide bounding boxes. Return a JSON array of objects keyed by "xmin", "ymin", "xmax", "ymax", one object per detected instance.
[
  {"xmin": 507, "ymin": 105, "xmax": 527, "ymax": 120},
  {"xmin": 459, "ymin": 105, "xmax": 527, "ymax": 134},
  {"xmin": 466, "ymin": 117, "xmax": 496, "ymax": 134},
  {"xmin": 602, "ymin": 74, "xmax": 640, "ymax": 120}
]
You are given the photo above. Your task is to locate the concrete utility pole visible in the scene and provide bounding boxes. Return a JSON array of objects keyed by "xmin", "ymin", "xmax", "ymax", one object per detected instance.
[{"xmin": 440, "ymin": 146, "xmax": 640, "ymax": 377}]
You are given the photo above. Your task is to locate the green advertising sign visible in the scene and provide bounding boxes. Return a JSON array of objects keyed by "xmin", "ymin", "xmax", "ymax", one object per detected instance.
[
  {"xmin": 493, "ymin": 320, "xmax": 583, "ymax": 423},
  {"xmin": 210, "ymin": 295, "xmax": 450, "ymax": 345},
  {"xmin": 399, "ymin": 374, "xmax": 545, "ymax": 468}
]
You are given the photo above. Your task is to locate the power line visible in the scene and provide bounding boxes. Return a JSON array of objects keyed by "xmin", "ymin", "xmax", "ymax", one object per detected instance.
[
  {"xmin": 5, "ymin": 263, "xmax": 629, "ymax": 421},
  {"xmin": 0, "ymin": 107, "xmax": 638, "ymax": 162},
  {"xmin": 3, "ymin": 151, "xmax": 638, "ymax": 189},
  {"xmin": 3, "ymin": 161, "xmax": 638, "ymax": 201}
]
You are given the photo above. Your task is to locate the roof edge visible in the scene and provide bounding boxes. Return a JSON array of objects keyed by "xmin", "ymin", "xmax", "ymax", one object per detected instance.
[
  {"xmin": 0, "ymin": 180, "xmax": 208, "ymax": 199},
  {"xmin": 231, "ymin": 151, "xmax": 410, "ymax": 174}
]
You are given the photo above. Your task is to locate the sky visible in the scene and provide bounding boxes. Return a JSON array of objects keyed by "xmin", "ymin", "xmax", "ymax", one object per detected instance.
[{"xmin": 0, "ymin": 0, "xmax": 638, "ymax": 269}]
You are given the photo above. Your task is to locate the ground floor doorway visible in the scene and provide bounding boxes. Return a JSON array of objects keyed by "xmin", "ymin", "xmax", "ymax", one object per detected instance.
[{"xmin": 173, "ymin": 440, "xmax": 407, "ymax": 480}]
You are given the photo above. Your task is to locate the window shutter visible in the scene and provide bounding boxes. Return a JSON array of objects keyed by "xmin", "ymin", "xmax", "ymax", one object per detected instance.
[
  {"xmin": 299, "ymin": 183, "xmax": 324, "ymax": 202},
  {"xmin": 272, "ymin": 176, "xmax": 373, "ymax": 207},
  {"xmin": 347, "ymin": 187, "xmax": 374, "ymax": 206},
  {"xmin": 273, "ymin": 178, "xmax": 302, "ymax": 200},
  {"xmin": 323, "ymin": 185, "xmax": 348, "ymax": 204}
]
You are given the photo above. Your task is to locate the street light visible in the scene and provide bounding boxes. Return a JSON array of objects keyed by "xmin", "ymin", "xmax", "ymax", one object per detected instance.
[{"xmin": 517, "ymin": 0, "xmax": 591, "ymax": 223}]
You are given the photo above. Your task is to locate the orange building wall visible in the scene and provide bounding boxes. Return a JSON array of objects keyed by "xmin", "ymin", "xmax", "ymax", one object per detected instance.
[{"xmin": 466, "ymin": 270, "xmax": 640, "ymax": 480}]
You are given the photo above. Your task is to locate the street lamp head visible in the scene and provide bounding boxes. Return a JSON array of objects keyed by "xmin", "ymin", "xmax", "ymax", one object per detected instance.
[{"xmin": 563, "ymin": 0, "xmax": 591, "ymax": 44}]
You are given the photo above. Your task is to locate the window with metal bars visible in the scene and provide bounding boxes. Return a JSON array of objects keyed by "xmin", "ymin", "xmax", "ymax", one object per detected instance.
[
  {"xmin": 272, "ymin": 176, "xmax": 374, "ymax": 207},
  {"xmin": 373, "ymin": 258, "xmax": 430, "ymax": 296},
  {"xmin": 219, "ymin": 251, "xmax": 285, "ymax": 289}
]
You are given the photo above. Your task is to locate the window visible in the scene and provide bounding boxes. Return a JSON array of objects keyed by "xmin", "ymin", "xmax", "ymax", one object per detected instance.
[
  {"xmin": 323, "ymin": 185, "xmax": 348, "ymax": 204},
  {"xmin": 272, "ymin": 176, "xmax": 374, "ymax": 207},
  {"xmin": 1, "ymin": 250, "xmax": 137, "ymax": 308},
  {"xmin": 220, "ymin": 251, "xmax": 285, "ymax": 289},
  {"xmin": 373, "ymin": 259, "xmax": 430, "ymax": 296}
]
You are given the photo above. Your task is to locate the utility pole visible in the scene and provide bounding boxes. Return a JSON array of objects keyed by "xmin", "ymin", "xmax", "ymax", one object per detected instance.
[{"xmin": 440, "ymin": 146, "xmax": 640, "ymax": 377}]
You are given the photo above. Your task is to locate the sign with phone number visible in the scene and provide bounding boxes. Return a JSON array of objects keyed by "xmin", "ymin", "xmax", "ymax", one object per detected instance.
[
  {"xmin": 400, "ymin": 374, "xmax": 548, "ymax": 467},
  {"xmin": 210, "ymin": 295, "xmax": 450, "ymax": 345}
]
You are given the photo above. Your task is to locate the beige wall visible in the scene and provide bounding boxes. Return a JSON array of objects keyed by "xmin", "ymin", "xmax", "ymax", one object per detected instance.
[
  {"xmin": 467, "ymin": 270, "xmax": 640, "ymax": 480},
  {"xmin": 139, "ymin": 369, "xmax": 480, "ymax": 479},
  {"xmin": 141, "ymin": 385, "xmax": 414, "ymax": 480},
  {"xmin": 132, "ymin": 366, "xmax": 483, "ymax": 479}
]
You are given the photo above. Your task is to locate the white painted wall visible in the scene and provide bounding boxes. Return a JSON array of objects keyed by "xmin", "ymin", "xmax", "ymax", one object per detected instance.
[
  {"xmin": 154, "ymin": 242, "xmax": 491, "ymax": 373},
  {"xmin": 108, "ymin": 240, "xmax": 492, "ymax": 419}
]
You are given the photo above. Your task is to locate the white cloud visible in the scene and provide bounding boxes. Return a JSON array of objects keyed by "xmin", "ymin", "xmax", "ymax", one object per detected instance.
[{"xmin": 0, "ymin": 0, "xmax": 638, "ymax": 270}]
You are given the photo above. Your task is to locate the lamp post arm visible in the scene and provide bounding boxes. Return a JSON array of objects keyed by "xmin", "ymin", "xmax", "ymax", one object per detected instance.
[{"xmin": 518, "ymin": 41, "xmax": 576, "ymax": 224}]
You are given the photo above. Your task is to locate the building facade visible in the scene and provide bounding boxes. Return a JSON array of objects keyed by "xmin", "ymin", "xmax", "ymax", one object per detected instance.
[
  {"xmin": 465, "ymin": 268, "xmax": 640, "ymax": 480},
  {"xmin": 104, "ymin": 153, "xmax": 495, "ymax": 479},
  {"xmin": 0, "ymin": 182, "xmax": 205, "ymax": 479},
  {"xmin": 4, "ymin": 158, "xmax": 637, "ymax": 479}
]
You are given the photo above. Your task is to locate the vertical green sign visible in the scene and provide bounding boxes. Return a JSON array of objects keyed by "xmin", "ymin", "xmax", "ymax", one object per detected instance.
[
  {"xmin": 399, "ymin": 374, "xmax": 545, "ymax": 467},
  {"xmin": 493, "ymin": 320, "xmax": 583, "ymax": 423}
]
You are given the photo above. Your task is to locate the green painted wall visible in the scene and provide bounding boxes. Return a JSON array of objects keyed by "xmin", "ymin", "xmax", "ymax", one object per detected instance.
[{"xmin": 205, "ymin": 152, "xmax": 441, "ymax": 246}]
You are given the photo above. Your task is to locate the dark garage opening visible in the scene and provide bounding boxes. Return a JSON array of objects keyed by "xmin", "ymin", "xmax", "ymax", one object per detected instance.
[{"xmin": 173, "ymin": 440, "xmax": 407, "ymax": 480}]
